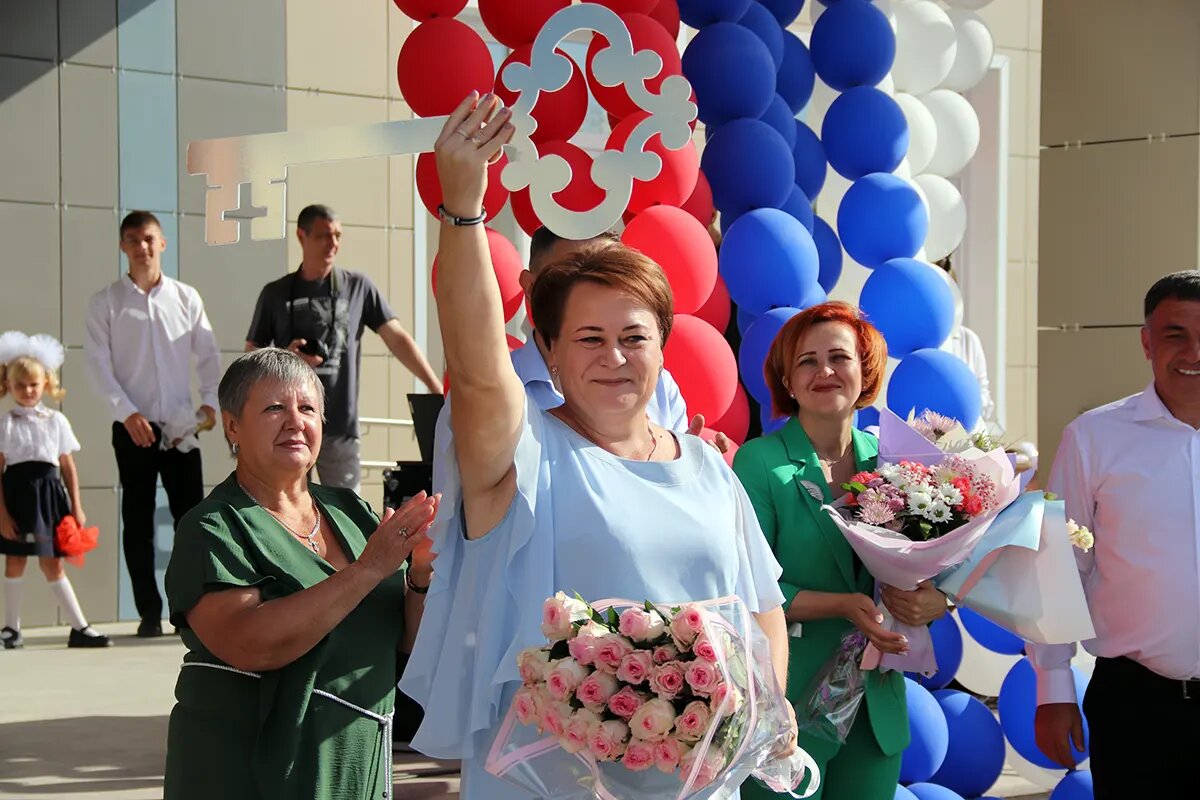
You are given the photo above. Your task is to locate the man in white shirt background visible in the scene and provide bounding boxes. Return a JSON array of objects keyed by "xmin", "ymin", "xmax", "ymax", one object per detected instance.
[
  {"xmin": 84, "ymin": 211, "xmax": 221, "ymax": 638},
  {"xmin": 1031, "ymin": 270, "xmax": 1200, "ymax": 796}
]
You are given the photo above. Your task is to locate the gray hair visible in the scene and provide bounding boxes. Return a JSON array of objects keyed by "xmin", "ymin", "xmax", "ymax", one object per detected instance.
[{"xmin": 218, "ymin": 348, "xmax": 325, "ymax": 418}]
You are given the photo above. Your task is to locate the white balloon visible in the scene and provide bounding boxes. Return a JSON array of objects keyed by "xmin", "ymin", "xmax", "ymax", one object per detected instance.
[
  {"xmin": 1005, "ymin": 741, "xmax": 1086, "ymax": 792},
  {"xmin": 943, "ymin": 8, "xmax": 995, "ymax": 92},
  {"xmin": 805, "ymin": 77, "xmax": 840, "ymax": 135},
  {"xmin": 908, "ymin": 176, "xmax": 930, "ymax": 217},
  {"xmin": 929, "ymin": 257, "xmax": 964, "ymax": 333},
  {"xmin": 914, "ymin": 174, "xmax": 967, "ymax": 261},
  {"xmin": 894, "ymin": 92, "xmax": 938, "ymax": 175},
  {"xmin": 893, "ymin": 157, "xmax": 912, "ymax": 181},
  {"xmin": 892, "ymin": 1, "xmax": 957, "ymax": 96},
  {"xmin": 816, "ymin": 163, "xmax": 853, "ymax": 229},
  {"xmin": 920, "ymin": 89, "xmax": 980, "ymax": 177},
  {"xmin": 952, "ymin": 610, "xmax": 1021, "ymax": 697},
  {"xmin": 946, "ymin": 0, "xmax": 996, "ymax": 10},
  {"xmin": 876, "ymin": 71, "xmax": 896, "ymax": 96}
]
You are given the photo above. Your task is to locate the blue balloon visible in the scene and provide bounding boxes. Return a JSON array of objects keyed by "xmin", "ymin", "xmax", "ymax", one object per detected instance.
[
  {"xmin": 792, "ymin": 120, "xmax": 827, "ymax": 199},
  {"xmin": 930, "ymin": 690, "xmax": 1007, "ymax": 798},
  {"xmin": 778, "ymin": 31, "xmax": 816, "ymax": 114},
  {"xmin": 900, "ymin": 678, "xmax": 949, "ymax": 784},
  {"xmin": 998, "ymin": 658, "xmax": 1090, "ymax": 770},
  {"xmin": 720, "ymin": 208, "xmax": 819, "ymax": 314},
  {"xmin": 739, "ymin": 307, "xmax": 802, "ymax": 404},
  {"xmin": 906, "ymin": 784, "xmax": 965, "ymax": 800},
  {"xmin": 1050, "ymin": 770, "xmax": 1094, "ymax": 800},
  {"xmin": 797, "ymin": 280, "xmax": 827, "ymax": 309},
  {"xmin": 760, "ymin": 0, "xmax": 807, "ymax": 26},
  {"xmin": 683, "ymin": 23, "xmax": 776, "ymax": 126},
  {"xmin": 859, "ymin": 258, "xmax": 954, "ymax": 357},
  {"xmin": 760, "ymin": 94, "xmax": 799, "ymax": 149},
  {"xmin": 739, "ymin": 1, "xmax": 785, "ymax": 70},
  {"xmin": 822, "ymin": 86, "xmax": 908, "ymax": 180},
  {"xmin": 736, "ymin": 305, "xmax": 758, "ymax": 336},
  {"xmin": 887, "ymin": 349, "xmax": 982, "ymax": 431},
  {"xmin": 895, "ymin": 787, "xmax": 919, "ymax": 800},
  {"xmin": 761, "ymin": 404, "xmax": 789, "ymax": 434},
  {"xmin": 781, "ymin": 185, "xmax": 815, "ymax": 233},
  {"xmin": 837, "ymin": 173, "xmax": 928, "ymax": 267},
  {"xmin": 958, "ymin": 606, "xmax": 1025, "ymax": 656},
  {"xmin": 907, "ymin": 613, "xmax": 963, "ymax": 690},
  {"xmin": 856, "ymin": 405, "xmax": 880, "ymax": 431},
  {"xmin": 702, "ymin": 118, "xmax": 795, "ymax": 218},
  {"xmin": 812, "ymin": 216, "xmax": 842, "ymax": 292},
  {"xmin": 678, "ymin": 0, "xmax": 753, "ymax": 28},
  {"xmin": 810, "ymin": 0, "xmax": 896, "ymax": 91}
]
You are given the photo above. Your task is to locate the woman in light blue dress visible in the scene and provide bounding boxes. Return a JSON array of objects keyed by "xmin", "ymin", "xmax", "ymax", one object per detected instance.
[{"xmin": 400, "ymin": 93, "xmax": 795, "ymax": 799}]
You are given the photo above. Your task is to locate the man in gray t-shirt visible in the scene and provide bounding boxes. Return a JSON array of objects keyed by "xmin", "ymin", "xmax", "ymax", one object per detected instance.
[{"xmin": 246, "ymin": 204, "xmax": 442, "ymax": 491}]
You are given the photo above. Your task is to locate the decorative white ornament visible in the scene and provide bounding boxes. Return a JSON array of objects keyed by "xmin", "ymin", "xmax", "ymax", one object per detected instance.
[
  {"xmin": 894, "ymin": 91, "xmax": 938, "ymax": 175},
  {"xmin": 1005, "ymin": 741, "xmax": 1086, "ymax": 792},
  {"xmin": 914, "ymin": 173, "xmax": 967, "ymax": 261},
  {"xmin": 891, "ymin": 0, "xmax": 957, "ymax": 96},
  {"xmin": 951, "ymin": 609, "xmax": 1021, "ymax": 697},
  {"xmin": 945, "ymin": 0, "xmax": 996, "ymax": 10},
  {"xmin": 805, "ymin": 76, "xmax": 840, "ymax": 133},
  {"xmin": 815, "ymin": 164, "xmax": 854, "ymax": 232},
  {"xmin": 876, "ymin": 71, "xmax": 896, "ymax": 96},
  {"xmin": 920, "ymin": 88, "xmax": 980, "ymax": 177},
  {"xmin": 942, "ymin": 8, "xmax": 994, "ymax": 92},
  {"xmin": 0, "ymin": 331, "xmax": 65, "ymax": 371}
]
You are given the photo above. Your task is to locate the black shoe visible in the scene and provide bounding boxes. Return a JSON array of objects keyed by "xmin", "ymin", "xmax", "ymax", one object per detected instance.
[
  {"xmin": 68, "ymin": 626, "xmax": 112, "ymax": 648},
  {"xmin": 136, "ymin": 618, "xmax": 163, "ymax": 638},
  {"xmin": 1, "ymin": 626, "xmax": 21, "ymax": 650}
]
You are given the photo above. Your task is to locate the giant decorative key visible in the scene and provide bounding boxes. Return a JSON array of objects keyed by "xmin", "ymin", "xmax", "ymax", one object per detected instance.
[{"xmin": 187, "ymin": 3, "xmax": 696, "ymax": 245}]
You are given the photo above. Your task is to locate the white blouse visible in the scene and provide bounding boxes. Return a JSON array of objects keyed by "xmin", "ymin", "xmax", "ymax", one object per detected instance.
[{"xmin": 0, "ymin": 405, "xmax": 81, "ymax": 466}]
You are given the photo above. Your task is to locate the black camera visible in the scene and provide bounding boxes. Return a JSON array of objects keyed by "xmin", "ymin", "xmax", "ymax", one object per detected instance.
[{"xmin": 297, "ymin": 337, "xmax": 330, "ymax": 361}]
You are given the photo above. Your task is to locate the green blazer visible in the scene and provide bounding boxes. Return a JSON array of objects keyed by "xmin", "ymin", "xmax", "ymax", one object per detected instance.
[{"xmin": 732, "ymin": 418, "xmax": 909, "ymax": 759}]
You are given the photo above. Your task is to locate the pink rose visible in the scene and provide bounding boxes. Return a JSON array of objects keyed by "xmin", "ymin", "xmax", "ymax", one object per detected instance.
[
  {"xmin": 567, "ymin": 633, "xmax": 597, "ymax": 666},
  {"xmin": 692, "ymin": 634, "xmax": 719, "ymax": 663},
  {"xmin": 622, "ymin": 739, "xmax": 657, "ymax": 772},
  {"xmin": 559, "ymin": 708, "xmax": 601, "ymax": 754},
  {"xmin": 669, "ymin": 605, "xmax": 706, "ymax": 648},
  {"xmin": 680, "ymin": 747, "xmax": 726, "ymax": 789},
  {"xmin": 649, "ymin": 661, "xmax": 687, "ymax": 700},
  {"xmin": 652, "ymin": 643, "xmax": 680, "ymax": 665},
  {"xmin": 540, "ymin": 697, "xmax": 574, "ymax": 736},
  {"xmin": 674, "ymin": 700, "xmax": 713, "ymax": 743},
  {"xmin": 615, "ymin": 650, "xmax": 655, "ymax": 685},
  {"xmin": 546, "ymin": 658, "xmax": 591, "ymax": 702},
  {"xmin": 576, "ymin": 670, "xmax": 620, "ymax": 710},
  {"xmin": 654, "ymin": 737, "xmax": 689, "ymax": 774},
  {"xmin": 593, "ymin": 634, "xmax": 636, "ymax": 675},
  {"xmin": 684, "ymin": 660, "xmax": 720, "ymax": 696},
  {"xmin": 517, "ymin": 647, "xmax": 551, "ymax": 686},
  {"xmin": 513, "ymin": 686, "xmax": 540, "ymax": 726},
  {"xmin": 541, "ymin": 592, "xmax": 588, "ymax": 641},
  {"xmin": 607, "ymin": 685, "xmax": 648, "ymax": 720},
  {"xmin": 629, "ymin": 697, "xmax": 676, "ymax": 741},
  {"xmin": 618, "ymin": 607, "xmax": 667, "ymax": 642},
  {"xmin": 710, "ymin": 681, "xmax": 743, "ymax": 717},
  {"xmin": 587, "ymin": 719, "xmax": 630, "ymax": 762}
]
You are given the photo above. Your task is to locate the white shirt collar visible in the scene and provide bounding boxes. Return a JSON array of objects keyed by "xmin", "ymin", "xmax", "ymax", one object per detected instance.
[
  {"xmin": 11, "ymin": 403, "xmax": 51, "ymax": 419},
  {"xmin": 1131, "ymin": 381, "xmax": 1200, "ymax": 429},
  {"xmin": 124, "ymin": 273, "xmax": 166, "ymax": 297}
]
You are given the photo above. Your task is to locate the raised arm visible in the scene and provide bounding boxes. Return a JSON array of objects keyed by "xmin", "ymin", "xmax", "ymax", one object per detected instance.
[{"xmin": 433, "ymin": 93, "xmax": 525, "ymax": 539}]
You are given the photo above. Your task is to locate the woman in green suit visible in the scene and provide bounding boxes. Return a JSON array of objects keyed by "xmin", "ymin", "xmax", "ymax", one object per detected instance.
[{"xmin": 733, "ymin": 302, "xmax": 947, "ymax": 800}]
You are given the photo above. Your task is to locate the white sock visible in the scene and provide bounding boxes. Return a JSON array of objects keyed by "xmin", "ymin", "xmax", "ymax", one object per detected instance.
[
  {"xmin": 47, "ymin": 577, "xmax": 89, "ymax": 630},
  {"xmin": 3, "ymin": 576, "xmax": 22, "ymax": 630}
]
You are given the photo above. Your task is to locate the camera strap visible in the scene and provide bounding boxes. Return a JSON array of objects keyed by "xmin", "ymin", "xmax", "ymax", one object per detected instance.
[{"xmin": 288, "ymin": 265, "xmax": 340, "ymax": 352}]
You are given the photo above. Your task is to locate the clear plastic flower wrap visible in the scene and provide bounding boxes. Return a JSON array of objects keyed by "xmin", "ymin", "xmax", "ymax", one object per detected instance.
[
  {"xmin": 795, "ymin": 631, "xmax": 869, "ymax": 745},
  {"xmin": 485, "ymin": 594, "xmax": 821, "ymax": 799}
]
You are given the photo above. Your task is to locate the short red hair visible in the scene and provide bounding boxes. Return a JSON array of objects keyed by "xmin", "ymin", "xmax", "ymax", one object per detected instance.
[{"xmin": 764, "ymin": 301, "xmax": 888, "ymax": 418}]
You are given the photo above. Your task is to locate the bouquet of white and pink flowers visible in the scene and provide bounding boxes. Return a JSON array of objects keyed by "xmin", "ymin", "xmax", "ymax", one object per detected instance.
[{"xmin": 485, "ymin": 593, "xmax": 819, "ymax": 799}]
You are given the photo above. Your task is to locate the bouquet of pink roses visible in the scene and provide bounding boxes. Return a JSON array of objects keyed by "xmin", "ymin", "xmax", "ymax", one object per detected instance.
[{"xmin": 485, "ymin": 593, "xmax": 819, "ymax": 799}]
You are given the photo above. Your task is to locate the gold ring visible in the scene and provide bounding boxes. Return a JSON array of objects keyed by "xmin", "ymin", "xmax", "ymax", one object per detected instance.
[
  {"xmin": 399, "ymin": 527, "xmax": 409, "ymax": 538},
  {"xmin": 454, "ymin": 127, "xmax": 472, "ymax": 139}
]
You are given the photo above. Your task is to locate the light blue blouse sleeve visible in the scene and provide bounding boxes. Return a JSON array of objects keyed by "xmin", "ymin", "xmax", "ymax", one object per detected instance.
[
  {"xmin": 400, "ymin": 394, "xmax": 555, "ymax": 760},
  {"xmin": 728, "ymin": 463, "xmax": 786, "ymax": 613}
]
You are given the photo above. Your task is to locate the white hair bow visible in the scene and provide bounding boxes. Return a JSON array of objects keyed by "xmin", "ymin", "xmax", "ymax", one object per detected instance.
[{"xmin": 0, "ymin": 331, "xmax": 66, "ymax": 371}]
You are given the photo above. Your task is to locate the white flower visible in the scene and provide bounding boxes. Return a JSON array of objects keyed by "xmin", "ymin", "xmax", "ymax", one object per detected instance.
[
  {"xmin": 923, "ymin": 501, "xmax": 952, "ymax": 523},
  {"xmin": 1067, "ymin": 520, "xmax": 1094, "ymax": 552},
  {"xmin": 907, "ymin": 490, "xmax": 933, "ymax": 514},
  {"xmin": 878, "ymin": 464, "xmax": 902, "ymax": 481},
  {"xmin": 936, "ymin": 483, "xmax": 964, "ymax": 507},
  {"xmin": 556, "ymin": 591, "xmax": 591, "ymax": 623}
]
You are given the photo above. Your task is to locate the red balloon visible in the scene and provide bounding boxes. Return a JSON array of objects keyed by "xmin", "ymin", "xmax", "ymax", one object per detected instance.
[
  {"xmin": 710, "ymin": 384, "xmax": 750, "ymax": 445},
  {"xmin": 664, "ymin": 315, "xmax": 737, "ymax": 423},
  {"xmin": 496, "ymin": 45, "xmax": 589, "ymax": 144},
  {"xmin": 510, "ymin": 141, "xmax": 605, "ymax": 236},
  {"xmin": 622, "ymin": 206, "xmax": 716, "ymax": 315},
  {"xmin": 416, "ymin": 151, "xmax": 509, "ymax": 224},
  {"xmin": 589, "ymin": 0, "xmax": 661, "ymax": 13},
  {"xmin": 648, "ymin": 0, "xmax": 681, "ymax": 39},
  {"xmin": 479, "ymin": 0, "xmax": 570, "ymax": 49},
  {"xmin": 607, "ymin": 111, "xmax": 699, "ymax": 214},
  {"xmin": 431, "ymin": 227, "xmax": 526, "ymax": 321},
  {"xmin": 391, "ymin": 0, "xmax": 468, "ymax": 20},
  {"xmin": 693, "ymin": 274, "xmax": 731, "ymax": 333},
  {"xmin": 681, "ymin": 171, "xmax": 715, "ymax": 226},
  {"xmin": 397, "ymin": 18, "xmax": 495, "ymax": 118},
  {"xmin": 586, "ymin": 13, "xmax": 682, "ymax": 119},
  {"xmin": 698, "ymin": 426, "xmax": 739, "ymax": 466}
]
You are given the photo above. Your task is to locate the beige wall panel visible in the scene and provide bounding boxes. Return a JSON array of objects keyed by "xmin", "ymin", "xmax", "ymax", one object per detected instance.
[
  {"xmin": 388, "ymin": 12, "xmax": 414, "ymax": 101},
  {"xmin": 0, "ymin": 204, "xmax": 60, "ymax": 336},
  {"xmin": 1037, "ymin": 327, "xmax": 1147, "ymax": 479},
  {"xmin": 198, "ymin": 415, "xmax": 237, "ymax": 488},
  {"xmin": 1001, "ymin": 48, "xmax": 1031, "ymax": 158},
  {"xmin": 284, "ymin": 92, "xmax": 390, "ymax": 229},
  {"xmin": 1038, "ymin": 138, "xmax": 1198, "ymax": 327},
  {"xmin": 62, "ymin": 207, "xmax": 122, "ymax": 349},
  {"xmin": 0, "ymin": 58, "xmax": 59, "ymax": 203},
  {"xmin": 1041, "ymin": 0, "xmax": 1200, "ymax": 144},
  {"xmin": 0, "ymin": 3, "xmax": 57, "ymax": 60},
  {"xmin": 60, "ymin": 64, "xmax": 119, "ymax": 208},
  {"xmin": 358, "ymin": 354, "xmax": 393, "ymax": 468},
  {"xmin": 67, "ymin": 487, "xmax": 121, "ymax": 624},
  {"xmin": 1029, "ymin": 0, "xmax": 1042, "ymax": 50},
  {"xmin": 59, "ymin": 0, "xmax": 118, "ymax": 67},
  {"xmin": 340, "ymin": 226, "xmax": 391, "ymax": 357},
  {"xmin": 389, "ymin": 99, "xmax": 415, "ymax": 230},
  {"xmin": 1007, "ymin": 155, "xmax": 1028, "ymax": 264},
  {"xmin": 177, "ymin": 216, "xmax": 289, "ymax": 352},
  {"xmin": 387, "ymin": 360, "xmax": 421, "ymax": 464},
  {"xmin": 177, "ymin": 0, "xmax": 285, "ymax": 85},
  {"xmin": 1005, "ymin": 259, "xmax": 1029, "ymax": 367},
  {"xmin": 977, "ymin": 0, "xmax": 1031, "ymax": 50},
  {"xmin": 1027, "ymin": 50, "xmax": 1041, "ymax": 157},
  {"xmin": 60, "ymin": 354, "xmax": 120, "ymax": 490},
  {"xmin": 1026, "ymin": 159, "xmax": 1040, "ymax": 270},
  {"xmin": 389, "ymin": 229, "xmax": 417, "ymax": 339},
  {"xmin": 286, "ymin": 0, "xmax": 390, "ymax": 97},
  {"xmin": 1005, "ymin": 364, "xmax": 1029, "ymax": 441}
]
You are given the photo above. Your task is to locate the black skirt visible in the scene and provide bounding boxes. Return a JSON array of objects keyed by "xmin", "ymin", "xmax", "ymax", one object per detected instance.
[{"xmin": 0, "ymin": 461, "xmax": 70, "ymax": 557}]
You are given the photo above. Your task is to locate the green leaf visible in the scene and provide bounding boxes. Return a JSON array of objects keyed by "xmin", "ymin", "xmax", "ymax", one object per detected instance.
[
  {"xmin": 845, "ymin": 481, "xmax": 868, "ymax": 493},
  {"xmin": 549, "ymin": 640, "xmax": 569, "ymax": 661},
  {"xmin": 589, "ymin": 607, "xmax": 606, "ymax": 625},
  {"xmin": 606, "ymin": 608, "xmax": 620, "ymax": 629},
  {"xmin": 1043, "ymin": 492, "xmax": 1058, "ymax": 502}
]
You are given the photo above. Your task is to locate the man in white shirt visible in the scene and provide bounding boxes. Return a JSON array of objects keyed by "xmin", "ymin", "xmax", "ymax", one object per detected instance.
[
  {"xmin": 84, "ymin": 211, "xmax": 221, "ymax": 638},
  {"xmin": 1031, "ymin": 271, "xmax": 1200, "ymax": 796}
]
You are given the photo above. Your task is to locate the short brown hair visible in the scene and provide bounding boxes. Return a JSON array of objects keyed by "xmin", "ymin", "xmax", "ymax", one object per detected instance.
[
  {"xmin": 120, "ymin": 210, "xmax": 162, "ymax": 237},
  {"xmin": 765, "ymin": 301, "xmax": 888, "ymax": 417},
  {"xmin": 529, "ymin": 241, "xmax": 674, "ymax": 347}
]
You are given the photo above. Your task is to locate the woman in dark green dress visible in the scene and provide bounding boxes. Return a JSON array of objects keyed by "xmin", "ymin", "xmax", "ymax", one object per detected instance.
[{"xmin": 164, "ymin": 349, "xmax": 439, "ymax": 800}]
